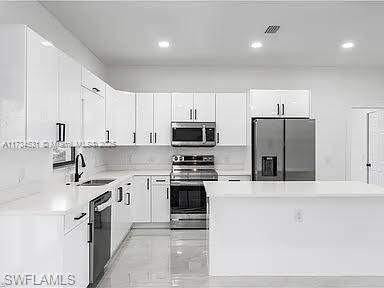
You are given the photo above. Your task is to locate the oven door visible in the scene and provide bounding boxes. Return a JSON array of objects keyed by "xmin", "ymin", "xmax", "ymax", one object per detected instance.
[{"xmin": 170, "ymin": 181, "xmax": 208, "ymax": 229}]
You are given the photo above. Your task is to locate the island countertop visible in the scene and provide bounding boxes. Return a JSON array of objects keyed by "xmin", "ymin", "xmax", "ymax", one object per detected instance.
[{"xmin": 204, "ymin": 181, "xmax": 384, "ymax": 198}]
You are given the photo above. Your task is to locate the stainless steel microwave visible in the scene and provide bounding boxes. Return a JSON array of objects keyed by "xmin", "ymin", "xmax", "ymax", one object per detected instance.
[{"xmin": 171, "ymin": 122, "xmax": 216, "ymax": 147}]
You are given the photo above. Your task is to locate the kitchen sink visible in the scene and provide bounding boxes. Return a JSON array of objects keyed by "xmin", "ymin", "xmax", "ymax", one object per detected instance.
[{"xmin": 77, "ymin": 179, "xmax": 116, "ymax": 186}]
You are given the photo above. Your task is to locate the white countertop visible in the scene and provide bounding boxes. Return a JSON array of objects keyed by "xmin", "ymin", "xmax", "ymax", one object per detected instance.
[
  {"xmin": 216, "ymin": 170, "xmax": 251, "ymax": 176},
  {"xmin": 204, "ymin": 181, "xmax": 384, "ymax": 198},
  {"xmin": 0, "ymin": 169, "xmax": 170, "ymax": 216}
]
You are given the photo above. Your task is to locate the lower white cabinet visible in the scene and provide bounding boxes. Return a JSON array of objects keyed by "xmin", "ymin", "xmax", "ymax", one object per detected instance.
[
  {"xmin": 111, "ymin": 181, "xmax": 133, "ymax": 255},
  {"xmin": 132, "ymin": 176, "xmax": 152, "ymax": 222},
  {"xmin": 64, "ymin": 217, "xmax": 89, "ymax": 288},
  {"xmin": 132, "ymin": 175, "xmax": 170, "ymax": 223},
  {"xmin": 151, "ymin": 177, "xmax": 170, "ymax": 222}
]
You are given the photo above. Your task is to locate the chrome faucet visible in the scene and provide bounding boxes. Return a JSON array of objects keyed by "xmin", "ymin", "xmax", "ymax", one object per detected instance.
[{"xmin": 74, "ymin": 153, "xmax": 86, "ymax": 182}]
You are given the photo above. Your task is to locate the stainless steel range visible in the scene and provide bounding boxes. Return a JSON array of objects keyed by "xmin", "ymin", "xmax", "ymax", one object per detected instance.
[{"xmin": 170, "ymin": 155, "xmax": 218, "ymax": 229}]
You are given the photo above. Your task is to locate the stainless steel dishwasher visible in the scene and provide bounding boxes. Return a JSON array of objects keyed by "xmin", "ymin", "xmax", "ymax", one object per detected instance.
[{"xmin": 88, "ymin": 191, "xmax": 112, "ymax": 284}]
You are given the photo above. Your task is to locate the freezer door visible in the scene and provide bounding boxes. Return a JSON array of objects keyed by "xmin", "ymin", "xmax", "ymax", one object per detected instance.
[
  {"xmin": 285, "ymin": 119, "xmax": 316, "ymax": 181},
  {"xmin": 252, "ymin": 119, "xmax": 284, "ymax": 181}
]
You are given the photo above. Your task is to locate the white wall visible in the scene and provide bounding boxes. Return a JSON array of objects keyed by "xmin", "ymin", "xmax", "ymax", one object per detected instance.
[
  {"xmin": 107, "ymin": 66, "xmax": 384, "ymax": 181},
  {"xmin": 0, "ymin": 1, "xmax": 106, "ymax": 79}
]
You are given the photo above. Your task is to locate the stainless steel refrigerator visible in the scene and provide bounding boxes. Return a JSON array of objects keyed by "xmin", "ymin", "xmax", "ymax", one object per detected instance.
[{"xmin": 252, "ymin": 118, "xmax": 316, "ymax": 181}]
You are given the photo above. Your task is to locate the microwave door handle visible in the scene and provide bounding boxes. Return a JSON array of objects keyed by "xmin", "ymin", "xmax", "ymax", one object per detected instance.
[{"xmin": 202, "ymin": 125, "xmax": 206, "ymax": 143}]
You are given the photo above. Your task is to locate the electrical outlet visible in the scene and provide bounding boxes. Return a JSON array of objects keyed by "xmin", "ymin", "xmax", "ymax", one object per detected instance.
[{"xmin": 294, "ymin": 209, "xmax": 304, "ymax": 223}]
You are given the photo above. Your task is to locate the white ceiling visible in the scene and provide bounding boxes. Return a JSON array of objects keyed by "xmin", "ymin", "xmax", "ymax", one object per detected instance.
[{"xmin": 41, "ymin": 1, "xmax": 384, "ymax": 67}]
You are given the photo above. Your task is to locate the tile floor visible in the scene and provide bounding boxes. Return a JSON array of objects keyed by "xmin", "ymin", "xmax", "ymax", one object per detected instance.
[{"xmin": 97, "ymin": 229, "xmax": 384, "ymax": 288}]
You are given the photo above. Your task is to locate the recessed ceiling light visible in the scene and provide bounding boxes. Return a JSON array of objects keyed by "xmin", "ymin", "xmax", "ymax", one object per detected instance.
[
  {"xmin": 158, "ymin": 41, "xmax": 170, "ymax": 48},
  {"xmin": 251, "ymin": 42, "xmax": 263, "ymax": 49},
  {"xmin": 41, "ymin": 41, "xmax": 53, "ymax": 47},
  {"xmin": 341, "ymin": 42, "xmax": 355, "ymax": 49}
]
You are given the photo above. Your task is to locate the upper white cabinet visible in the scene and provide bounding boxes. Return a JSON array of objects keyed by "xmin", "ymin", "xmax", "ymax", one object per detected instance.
[
  {"xmin": 216, "ymin": 93, "xmax": 247, "ymax": 146},
  {"xmin": 136, "ymin": 93, "xmax": 171, "ymax": 145},
  {"xmin": 107, "ymin": 89, "xmax": 136, "ymax": 145},
  {"xmin": 0, "ymin": 25, "xmax": 59, "ymax": 144},
  {"xmin": 171, "ymin": 93, "xmax": 215, "ymax": 122},
  {"xmin": 81, "ymin": 67, "xmax": 105, "ymax": 97},
  {"xmin": 171, "ymin": 93, "xmax": 194, "ymax": 121},
  {"xmin": 0, "ymin": 25, "xmax": 27, "ymax": 143},
  {"xmin": 250, "ymin": 90, "xmax": 310, "ymax": 118},
  {"xmin": 26, "ymin": 27, "xmax": 58, "ymax": 142},
  {"xmin": 194, "ymin": 93, "xmax": 216, "ymax": 122},
  {"xmin": 153, "ymin": 93, "xmax": 171, "ymax": 145},
  {"xmin": 82, "ymin": 87, "xmax": 106, "ymax": 143},
  {"xmin": 58, "ymin": 52, "xmax": 82, "ymax": 144},
  {"xmin": 136, "ymin": 93, "xmax": 154, "ymax": 145}
]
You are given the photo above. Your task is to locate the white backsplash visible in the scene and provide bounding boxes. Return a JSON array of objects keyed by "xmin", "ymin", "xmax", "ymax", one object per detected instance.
[{"xmin": 102, "ymin": 146, "xmax": 251, "ymax": 171}]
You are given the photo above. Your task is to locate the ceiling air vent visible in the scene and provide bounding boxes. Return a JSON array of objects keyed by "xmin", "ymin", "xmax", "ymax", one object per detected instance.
[{"xmin": 265, "ymin": 25, "xmax": 280, "ymax": 34}]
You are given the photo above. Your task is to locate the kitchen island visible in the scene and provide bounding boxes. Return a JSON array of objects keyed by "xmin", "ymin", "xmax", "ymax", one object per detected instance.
[{"xmin": 204, "ymin": 181, "xmax": 384, "ymax": 276}]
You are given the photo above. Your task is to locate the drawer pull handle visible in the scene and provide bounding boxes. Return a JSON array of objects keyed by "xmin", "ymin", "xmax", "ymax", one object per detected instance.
[
  {"xmin": 229, "ymin": 179, "xmax": 241, "ymax": 182},
  {"xmin": 126, "ymin": 193, "xmax": 131, "ymax": 205},
  {"xmin": 74, "ymin": 212, "xmax": 87, "ymax": 220},
  {"xmin": 156, "ymin": 179, "xmax": 166, "ymax": 182},
  {"xmin": 126, "ymin": 183, "xmax": 132, "ymax": 186}
]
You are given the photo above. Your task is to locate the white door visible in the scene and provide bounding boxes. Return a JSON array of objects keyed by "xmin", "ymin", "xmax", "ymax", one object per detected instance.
[
  {"xmin": 111, "ymin": 91, "xmax": 136, "ymax": 145},
  {"xmin": 26, "ymin": 28, "xmax": 58, "ymax": 142},
  {"xmin": 132, "ymin": 176, "xmax": 151, "ymax": 222},
  {"xmin": 63, "ymin": 219, "xmax": 89, "ymax": 288},
  {"xmin": 193, "ymin": 93, "xmax": 216, "ymax": 122},
  {"xmin": 58, "ymin": 52, "xmax": 81, "ymax": 144},
  {"xmin": 216, "ymin": 93, "xmax": 247, "ymax": 146},
  {"xmin": 154, "ymin": 93, "xmax": 171, "ymax": 145},
  {"xmin": 151, "ymin": 185, "xmax": 170, "ymax": 222},
  {"xmin": 250, "ymin": 90, "xmax": 281, "ymax": 118},
  {"xmin": 136, "ymin": 93, "xmax": 154, "ymax": 145},
  {"xmin": 172, "ymin": 93, "xmax": 194, "ymax": 122},
  {"xmin": 368, "ymin": 111, "xmax": 384, "ymax": 186},
  {"xmin": 82, "ymin": 88, "xmax": 105, "ymax": 144},
  {"xmin": 110, "ymin": 193, "xmax": 120, "ymax": 255},
  {"xmin": 280, "ymin": 90, "xmax": 310, "ymax": 118}
]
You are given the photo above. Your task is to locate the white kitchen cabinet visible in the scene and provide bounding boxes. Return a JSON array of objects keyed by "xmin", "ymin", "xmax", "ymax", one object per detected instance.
[
  {"xmin": 136, "ymin": 93, "xmax": 154, "ymax": 145},
  {"xmin": 108, "ymin": 90, "xmax": 136, "ymax": 145},
  {"xmin": 81, "ymin": 67, "xmax": 105, "ymax": 97},
  {"xmin": 250, "ymin": 90, "xmax": 281, "ymax": 118},
  {"xmin": 172, "ymin": 93, "xmax": 215, "ymax": 122},
  {"xmin": 193, "ymin": 93, "xmax": 216, "ymax": 122},
  {"xmin": 122, "ymin": 181, "xmax": 133, "ymax": 230},
  {"xmin": 0, "ymin": 25, "xmax": 26, "ymax": 143},
  {"xmin": 250, "ymin": 89, "xmax": 310, "ymax": 118},
  {"xmin": 26, "ymin": 27, "xmax": 58, "ymax": 142},
  {"xmin": 63, "ymin": 217, "xmax": 89, "ymax": 288},
  {"xmin": 172, "ymin": 93, "xmax": 194, "ymax": 122},
  {"xmin": 58, "ymin": 52, "xmax": 82, "ymax": 143},
  {"xmin": 216, "ymin": 93, "xmax": 247, "ymax": 146},
  {"xmin": 82, "ymin": 87, "xmax": 106, "ymax": 144},
  {"xmin": 153, "ymin": 93, "xmax": 171, "ymax": 145},
  {"xmin": 132, "ymin": 176, "xmax": 151, "ymax": 222},
  {"xmin": 151, "ymin": 176, "xmax": 170, "ymax": 222},
  {"xmin": 280, "ymin": 90, "xmax": 310, "ymax": 118}
]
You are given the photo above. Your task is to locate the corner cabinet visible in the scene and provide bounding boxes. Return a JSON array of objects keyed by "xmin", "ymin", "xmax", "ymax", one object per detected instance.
[
  {"xmin": 171, "ymin": 93, "xmax": 215, "ymax": 122},
  {"xmin": 216, "ymin": 93, "xmax": 247, "ymax": 146},
  {"xmin": 250, "ymin": 90, "xmax": 310, "ymax": 118}
]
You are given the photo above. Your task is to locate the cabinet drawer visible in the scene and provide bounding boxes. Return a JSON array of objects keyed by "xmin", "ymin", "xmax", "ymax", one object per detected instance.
[
  {"xmin": 218, "ymin": 175, "xmax": 251, "ymax": 182},
  {"xmin": 152, "ymin": 176, "xmax": 170, "ymax": 186},
  {"xmin": 64, "ymin": 203, "xmax": 89, "ymax": 234},
  {"xmin": 81, "ymin": 67, "xmax": 105, "ymax": 96}
]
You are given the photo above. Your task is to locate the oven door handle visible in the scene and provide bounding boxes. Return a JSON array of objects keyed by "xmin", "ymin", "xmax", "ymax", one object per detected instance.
[
  {"xmin": 95, "ymin": 201, "xmax": 112, "ymax": 212},
  {"xmin": 171, "ymin": 180, "xmax": 205, "ymax": 187}
]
